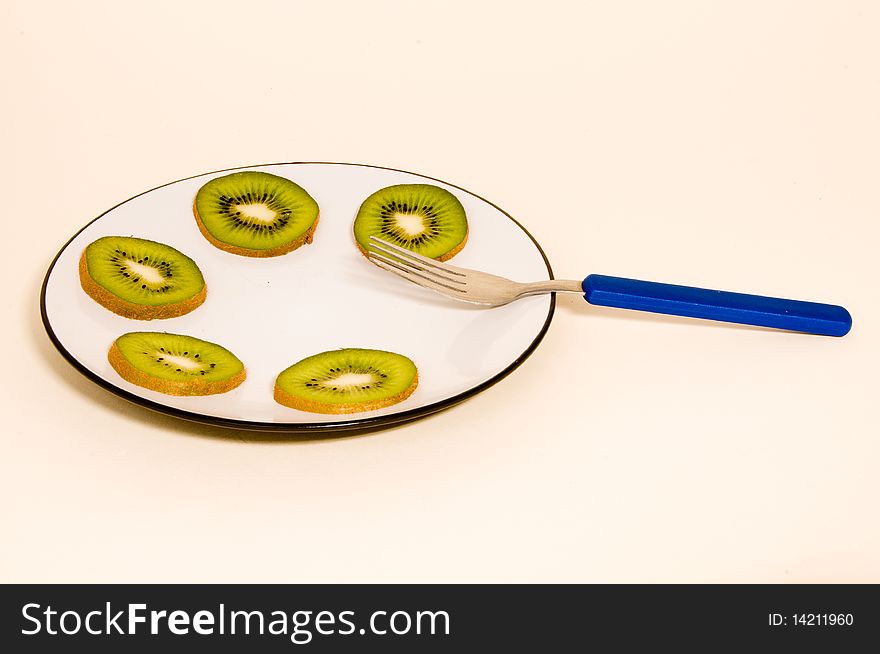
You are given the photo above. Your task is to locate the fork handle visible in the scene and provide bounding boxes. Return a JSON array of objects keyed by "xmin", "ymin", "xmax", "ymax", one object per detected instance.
[{"xmin": 582, "ymin": 274, "xmax": 851, "ymax": 336}]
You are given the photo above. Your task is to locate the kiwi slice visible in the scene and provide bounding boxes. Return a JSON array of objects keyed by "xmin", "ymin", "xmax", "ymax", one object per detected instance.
[
  {"xmin": 80, "ymin": 236, "xmax": 206, "ymax": 320},
  {"xmin": 194, "ymin": 171, "xmax": 320, "ymax": 257},
  {"xmin": 353, "ymin": 184, "xmax": 468, "ymax": 261},
  {"xmin": 109, "ymin": 332, "xmax": 246, "ymax": 396},
  {"xmin": 274, "ymin": 348, "xmax": 418, "ymax": 414}
]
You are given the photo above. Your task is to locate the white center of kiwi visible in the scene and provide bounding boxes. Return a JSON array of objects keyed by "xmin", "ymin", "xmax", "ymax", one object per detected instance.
[
  {"xmin": 393, "ymin": 212, "xmax": 426, "ymax": 236},
  {"xmin": 323, "ymin": 372, "xmax": 375, "ymax": 388},
  {"xmin": 161, "ymin": 354, "xmax": 203, "ymax": 371},
  {"xmin": 236, "ymin": 203, "xmax": 276, "ymax": 224},
  {"xmin": 125, "ymin": 259, "xmax": 165, "ymax": 285}
]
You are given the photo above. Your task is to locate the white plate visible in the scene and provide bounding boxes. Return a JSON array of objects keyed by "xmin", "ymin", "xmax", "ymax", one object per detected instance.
[{"xmin": 41, "ymin": 163, "xmax": 555, "ymax": 432}]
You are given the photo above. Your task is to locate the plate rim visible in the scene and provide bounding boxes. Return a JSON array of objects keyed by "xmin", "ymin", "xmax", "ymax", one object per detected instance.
[{"xmin": 40, "ymin": 161, "xmax": 556, "ymax": 433}]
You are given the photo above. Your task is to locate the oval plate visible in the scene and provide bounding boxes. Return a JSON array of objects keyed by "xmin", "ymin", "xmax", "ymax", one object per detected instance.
[{"xmin": 41, "ymin": 163, "xmax": 555, "ymax": 433}]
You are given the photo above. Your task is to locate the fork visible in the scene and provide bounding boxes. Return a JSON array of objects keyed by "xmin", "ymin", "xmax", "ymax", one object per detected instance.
[{"xmin": 366, "ymin": 236, "xmax": 852, "ymax": 337}]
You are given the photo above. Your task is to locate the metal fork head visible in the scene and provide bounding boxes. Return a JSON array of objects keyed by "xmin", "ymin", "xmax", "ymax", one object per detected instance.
[{"xmin": 365, "ymin": 236, "xmax": 522, "ymax": 306}]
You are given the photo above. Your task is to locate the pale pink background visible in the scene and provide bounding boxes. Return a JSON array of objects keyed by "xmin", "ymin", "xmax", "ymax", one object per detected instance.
[{"xmin": 3, "ymin": 0, "xmax": 878, "ymax": 582}]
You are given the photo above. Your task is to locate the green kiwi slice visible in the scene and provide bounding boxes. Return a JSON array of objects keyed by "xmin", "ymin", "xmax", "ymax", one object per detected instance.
[
  {"xmin": 353, "ymin": 184, "xmax": 468, "ymax": 261},
  {"xmin": 109, "ymin": 332, "xmax": 246, "ymax": 396},
  {"xmin": 194, "ymin": 171, "xmax": 320, "ymax": 257},
  {"xmin": 274, "ymin": 348, "xmax": 418, "ymax": 414},
  {"xmin": 80, "ymin": 236, "xmax": 206, "ymax": 320}
]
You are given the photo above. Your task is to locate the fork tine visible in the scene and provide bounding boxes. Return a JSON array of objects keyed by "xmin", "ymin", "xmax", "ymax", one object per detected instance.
[
  {"xmin": 368, "ymin": 252, "xmax": 468, "ymax": 295},
  {"xmin": 367, "ymin": 240, "xmax": 466, "ymax": 286},
  {"xmin": 369, "ymin": 250, "xmax": 459, "ymax": 289},
  {"xmin": 367, "ymin": 236, "xmax": 466, "ymax": 278}
]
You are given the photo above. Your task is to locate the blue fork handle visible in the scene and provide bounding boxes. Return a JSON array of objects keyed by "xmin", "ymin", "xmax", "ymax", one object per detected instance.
[{"xmin": 582, "ymin": 274, "xmax": 852, "ymax": 336}]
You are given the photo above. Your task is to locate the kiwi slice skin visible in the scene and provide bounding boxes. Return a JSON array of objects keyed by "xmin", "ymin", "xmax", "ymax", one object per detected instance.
[
  {"xmin": 274, "ymin": 348, "xmax": 418, "ymax": 414},
  {"xmin": 353, "ymin": 184, "xmax": 468, "ymax": 262},
  {"xmin": 79, "ymin": 236, "xmax": 206, "ymax": 320},
  {"xmin": 194, "ymin": 171, "xmax": 320, "ymax": 257},
  {"xmin": 109, "ymin": 332, "xmax": 246, "ymax": 396}
]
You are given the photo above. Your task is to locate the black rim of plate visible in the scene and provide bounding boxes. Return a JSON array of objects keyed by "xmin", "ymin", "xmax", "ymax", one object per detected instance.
[{"xmin": 40, "ymin": 162, "xmax": 556, "ymax": 433}]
